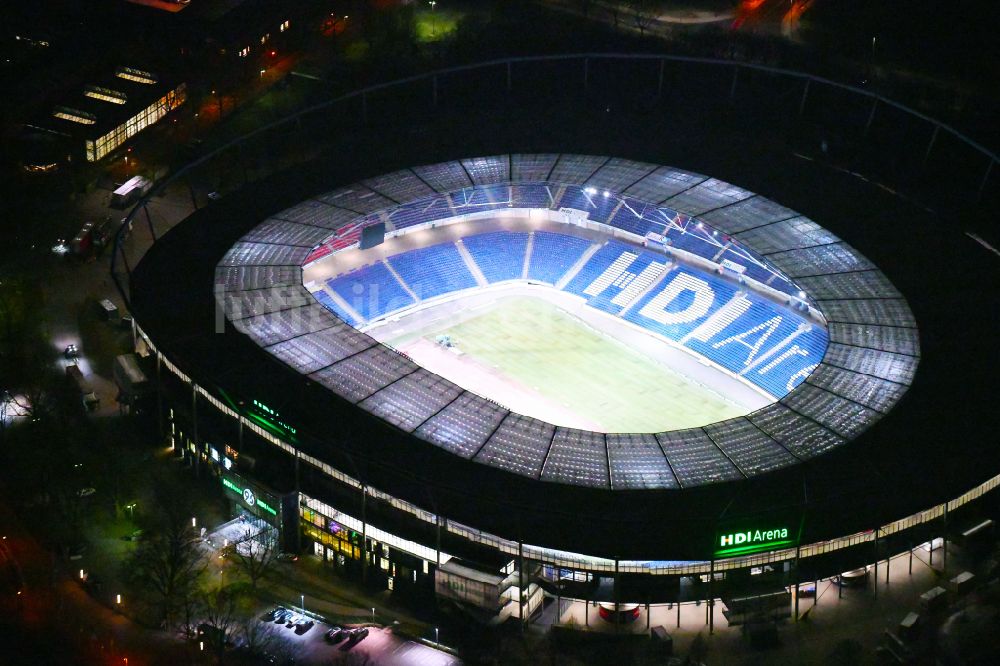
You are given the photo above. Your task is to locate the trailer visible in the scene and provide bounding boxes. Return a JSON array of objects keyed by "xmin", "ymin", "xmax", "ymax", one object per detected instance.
[
  {"xmin": 111, "ymin": 176, "xmax": 152, "ymax": 208},
  {"xmin": 98, "ymin": 299, "xmax": 119, "ymax": 321}
]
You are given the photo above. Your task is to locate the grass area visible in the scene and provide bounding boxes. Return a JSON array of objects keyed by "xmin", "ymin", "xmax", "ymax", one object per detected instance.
[
  {"xmin": 415, "ymin": 9, "xmax": 461, "ymax": 43},
  {"xmin": 393, "ymin": 297, "xmax": 744, "ymax": 432}
]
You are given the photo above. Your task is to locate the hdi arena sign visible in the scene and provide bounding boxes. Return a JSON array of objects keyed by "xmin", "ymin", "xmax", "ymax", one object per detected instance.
[{"xmin": 715, "ymin": 527, "xmax": 794, "ymax": 557}]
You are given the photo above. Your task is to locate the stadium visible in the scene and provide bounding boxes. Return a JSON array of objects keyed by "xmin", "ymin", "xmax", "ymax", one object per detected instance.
[{"xmin": 122, "ymin": 56, "xmax": 1000, "ymax": 630}]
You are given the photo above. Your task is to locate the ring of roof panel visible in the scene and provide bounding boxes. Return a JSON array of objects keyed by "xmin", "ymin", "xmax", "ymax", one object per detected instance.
[{"xmin": 216, "ymin": 154, "xmax": 919, "ymax": 490}]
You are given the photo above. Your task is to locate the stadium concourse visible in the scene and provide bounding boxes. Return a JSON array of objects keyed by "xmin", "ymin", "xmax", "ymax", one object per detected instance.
[{"xmin": 130, "ymin": 150, "xmax": 995, "ymax": 631}]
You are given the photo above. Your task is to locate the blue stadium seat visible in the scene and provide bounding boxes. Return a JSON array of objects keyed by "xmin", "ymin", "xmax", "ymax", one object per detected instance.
[
  {"xmin": 583, "ymin": 253, "xmax": 669, "ymax": 316},
  {"xmin": 388, "ymin": 243, "xmax": 478, "ymax": 300},
  {"xmin": 663, "ymin": 227, "xmax": 724, "ymax": 258},
  {"xmin": 555, "ymin": 186, "xmax": 619, "ymax": 223},
  {"xmin": 450, "ymin": 187, "xmax": 510, "ymax": 215},
  {"xmin": 327, "ymin": 262, "xmax": 414, "ymax": 321},
  {"xmin": 319, "ymin": 224, "xmax": 827, "ymax": 399},
  {"xmin": 562, "ymin": 241, "xmax": 639, "ymax": 297},
  {"xmin": 622, "ymin": 266, "xmax": 828, "ymax": 397},
  {"xmin": 312, "ymin": 290, "xmax": 361, "ymax": 327},
  {"xmin": 526, "ymin": 232, "xmax": 593, "ymax": 284},
  {"xmin": 510, "ymin": 184, "xmax": 553, "ymax": 208},
  {"xmin": 607, "ymin": 198, "xmax": 661, "ymax": 237},
  {"xmin": 388, "ymin": 197, "xmax": 454, "ymax": 230},
  {"xmin": 462, "ymin": 232, "xmax": 529, "ymax": 283}
]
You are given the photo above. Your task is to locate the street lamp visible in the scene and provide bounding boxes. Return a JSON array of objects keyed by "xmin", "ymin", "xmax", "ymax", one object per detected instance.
[
  {"xmin": 371, "ymin": 607, "xmax": 376, "ymax": 623},
  {"xmin": 191, "ymin": 517, "xmax": 197, "ymax": 528},
  {"xmin": 301, "ymin": 593, "xmax": 305, "ymax": 615},
  {"xmin": 435, "ymin": 627, "xmax": 439, "ymax": 646}
]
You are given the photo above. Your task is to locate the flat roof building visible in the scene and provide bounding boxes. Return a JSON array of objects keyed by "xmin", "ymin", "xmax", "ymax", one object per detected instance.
[{"xmin": 26, "ymin": 65, "xmax": 185, "ymax": 162}]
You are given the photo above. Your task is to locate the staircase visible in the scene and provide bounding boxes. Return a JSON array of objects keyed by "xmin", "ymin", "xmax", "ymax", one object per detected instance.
[
  {"xmin": 522, "ymin": 232, "xmax": 535, "ymax": 279},
  {"xmin": 381, "ymin": 259, "xmax": 420, "ymax": 302},
  {"xmin": 555, "ymin": 242, "xmax": 603, "ymax": 290},
  {"xmin": 455, "ymin": 240, "xmax": 490, "ymax": 287}
]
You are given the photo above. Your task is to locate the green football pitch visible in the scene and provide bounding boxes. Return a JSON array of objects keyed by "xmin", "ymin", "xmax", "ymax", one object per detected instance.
[{"xmin": 387, "ymin": 296, "xmax": 745, "ymax": 432}]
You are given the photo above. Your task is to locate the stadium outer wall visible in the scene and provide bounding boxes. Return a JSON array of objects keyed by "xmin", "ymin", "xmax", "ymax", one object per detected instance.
[{"xmin": 122, "ymin": 56, "xmax": 1000, "ymax": 620}]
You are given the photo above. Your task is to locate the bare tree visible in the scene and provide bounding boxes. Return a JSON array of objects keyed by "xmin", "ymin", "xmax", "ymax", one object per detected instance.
[
  {"xmin": 235, "ymin": 614, "xmax": 297, "ymax": 663},
  {"xmin": 201, "ymin": 585, "xmax": 250, "ymax": 664},
  {"xmin": 626, "ymin": 0, "xmax": 658, "ymax": 37},
  {"xmin": 228, "ymin": 525, "xmax": 279, "ymax": 590},
  {"xmin": 236, "ymin": 614, "xmax": 282, "ymax": 654},
  {"xmin": 128, "ymin": 480, "xmax": 206, "ymax": 628},
  {"xmin": 607, "ymin": 5, "xmax": 623, "ymax": 30}
]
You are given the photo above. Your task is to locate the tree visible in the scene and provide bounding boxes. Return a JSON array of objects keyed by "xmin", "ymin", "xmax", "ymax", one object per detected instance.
[
  {"xmin": 201, "ymin": 584, "xmax": 251, "ymax": 664},
  {"xmin": 626, "ymin": 0, "xmax": 658, "ymax": 37},
  {"xmin": 228, "ymin": 524, "xmax": 279, "ymax": 591},
  {"xmin": 235, "ymin": 614, "xmax": 294, "ymax": 663},
  {"xmin": 0, "ymin": 276, "xmax": 53, "ymax": 405},
  {"xmin": 127, "ymin": 479, "xmax": 206, "ymax": 628},
  {"xmin": 90, "ymin": 419, "xmax": 147, "ymax": 519}
]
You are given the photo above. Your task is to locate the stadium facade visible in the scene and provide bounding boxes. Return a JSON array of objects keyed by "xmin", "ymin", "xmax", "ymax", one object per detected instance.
[
  {"xmin": 131, "ymin": 152, "xmax": 999, "ymax": 628},
  {"xmin": 121, "ymin": 55, "xmax": 1000, "ymax": 631}
]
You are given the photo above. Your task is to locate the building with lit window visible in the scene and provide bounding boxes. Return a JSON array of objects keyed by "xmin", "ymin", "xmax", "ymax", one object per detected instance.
[{"xmin": 26, "ymin": 66, "xmax": 185, "ymax": 163}]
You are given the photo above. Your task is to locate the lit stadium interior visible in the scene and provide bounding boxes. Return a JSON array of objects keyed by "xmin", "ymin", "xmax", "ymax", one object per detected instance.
[{"xmin": 219, "ymin": 155, "xmax": 914, "ymax": 489}]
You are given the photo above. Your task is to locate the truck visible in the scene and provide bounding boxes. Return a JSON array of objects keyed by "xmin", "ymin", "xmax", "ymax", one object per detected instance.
[
  {"xmin": 113, "ymin": 354, "xmax": 150, "ymax": 411},
  {"xmin": 66, "ymin": 364, "xmax": 99, "ymax": 411},
  {"xmin": 110, "ymin": 175, "xmax": 152, "ymax": 208},
  {"xmin": 70, "ymin": 222, "xmax": 95, "ymax": 256}
]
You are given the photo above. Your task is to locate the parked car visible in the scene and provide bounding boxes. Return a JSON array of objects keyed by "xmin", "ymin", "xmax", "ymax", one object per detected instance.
[
  {"xmin": 261, "ymin": 606, "xmax": 287, "ymax": 622},
  {"xmin": 277, "ymin": 552, "xmax": 299, "ymax": 562},
  {"xmin": 325, "ymin": 626, "xmax": 346, "ymax": 642},
  {"xmin": 347, "ymin": 627, "xmax": 369, "ymax": 643},
  {"xmin": 293, "ymin": 618, "xmax": 314, "ymax": 634},
  {"xmin": 273, "ymin": 609, "xmax": 293, "ymax": 624}
]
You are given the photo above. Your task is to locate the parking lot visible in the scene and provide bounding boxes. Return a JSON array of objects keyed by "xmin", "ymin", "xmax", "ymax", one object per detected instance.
[{"xmin": 256, "ymin": 605, "xmax": 460, "ymax": 665}]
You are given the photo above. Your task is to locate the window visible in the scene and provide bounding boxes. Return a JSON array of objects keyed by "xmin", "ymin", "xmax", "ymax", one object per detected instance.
[
  {"xmin": 239, "ymin": 47, "xmax": 249, "ymax": 58},
  {"xmin": 85, "ymin": 84, "xmax": 186, "ymax": 161},
  {"xmin": 280, "ymin": 20, "xmax": 290, "ymax": 32},
  {"xmin": 84, "ymin": 85, "xmax": 127, "ymax": 105},
  {"xmin": 116, "ymin": 66, "xmax": 156, "ymax": 85},
  {"xmin": 52, "ymin": 106, "xmax": 96, "ymax": 125}
]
